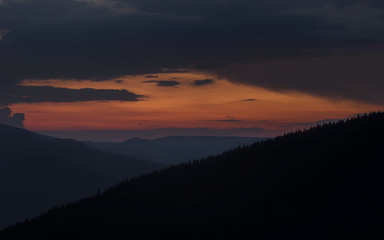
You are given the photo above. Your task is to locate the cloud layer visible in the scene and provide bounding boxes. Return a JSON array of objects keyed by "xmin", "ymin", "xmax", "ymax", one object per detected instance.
[
  {"xmin": 193, "ymin": 79, "xmax": 215, "ymax": 86},
  {"xmin": 143, "ymin": 80, "xmax": 180, "ymax": 87},
  {"xmin": 1, "ymin": 0, "xmax": 384, "ymax": 103},
  {"xmin": 0, "ymin": 86, "xmax": 143, "ymax": 106}
]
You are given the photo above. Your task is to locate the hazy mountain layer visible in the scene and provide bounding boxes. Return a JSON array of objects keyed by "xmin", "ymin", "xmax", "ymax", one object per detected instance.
[
  {"xmin": 86, "ymin": 136, "xmax": 266, "ymax": 165},
  {"xmin": 1, "ymin": 113, "xmax": 384, "ymax": 239},
  {"xmin": 0, "ymin": 125, "xmax": 163, "ymax": 229}
]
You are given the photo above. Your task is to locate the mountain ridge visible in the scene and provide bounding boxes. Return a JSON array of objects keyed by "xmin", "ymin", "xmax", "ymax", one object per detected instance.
[
  {"xmin": 86, "ymin": 136, "xmax": 266, "ymax": 165},
  {"xmin": 0, "ymin": 124, "xmax": 163, "ymax": 230},
  {"xmin": 2, "ymin": 112, "xmax": 383, "ymax": 239}
]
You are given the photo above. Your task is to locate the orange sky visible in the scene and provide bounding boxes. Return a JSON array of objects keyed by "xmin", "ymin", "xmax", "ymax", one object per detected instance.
[{"xmin": 11, "ymin": 71, "xmax": 381, "ymax": 137}]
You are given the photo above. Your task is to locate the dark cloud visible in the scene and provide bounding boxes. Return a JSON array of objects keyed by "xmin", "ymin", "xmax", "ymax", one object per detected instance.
[
  {"xmin": 110, "ymin": 0, "xmax": 384, "ymax": 17},
  {"xmin": 1, "ymin": 0, "xmax": 384, "ymax": 103},
  {"xmin": 214, "ymin": 116, "xmax": 242, "ymax": 122},
  {"xmin": 215, "ymin": 50, "xmax": 384, "ymax": 103},
  {"xmin": 215, "ymin": 119, "xmax": 242, "ymax": 122},
  {"xmin": 143, "ymin": 80, "xmax": 180, "ymax": 87},
  {"xmin": 0, "ymin": 107, "xmax": 24, "ymax": 128},
  {"xmin": 195, "ymin": 64, "xmax": 227, "ymax": 70},
  {"xmin": 0, "ymin": 86, "xmax": 143, "ymax": 105},
  {"xmin": 193, "ymin": 79, "xmax": 215, "ymax": 86},
  {"xmin": 145, "ymin": 75, "xmax": 159, "ymax": 79},
  {"xmin": 242, "ymin": 99, "xmax": 257, "ymax": 102}
]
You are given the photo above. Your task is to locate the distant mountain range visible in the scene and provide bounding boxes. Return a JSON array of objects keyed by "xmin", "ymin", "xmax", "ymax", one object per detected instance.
[
  {"xmin": 0, "ymin": 125, "xmax": 263, "ymax": 230},
  {"xmin": 85, "ymin": 136, "xmax": 266, "ymax": 165},
  {"xmin": 2, "ymin": 112, "xmax": 383, "ymax": 239},
  {"xmin": 0, "ymin": 124, "xmax": 163, "ymax": 230}
]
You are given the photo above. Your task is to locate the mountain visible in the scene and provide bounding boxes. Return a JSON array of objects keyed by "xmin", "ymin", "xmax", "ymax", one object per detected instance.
[
  {"xmin": 85, "ymin": 136, "xmax": 266, "ymax": 165},
  {"xmin": 0, "ymin": 124, "xmax": 163, "ymax": 230},
  {"xmin": 1, "ymin": 112, "xmax": 384, "ymax": 239}
]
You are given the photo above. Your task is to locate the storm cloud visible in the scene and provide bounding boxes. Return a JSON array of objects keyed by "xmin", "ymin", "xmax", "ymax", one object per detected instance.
[{"xmin": 1, "ymin": 0, "xmax": 384, "ymax": 103}]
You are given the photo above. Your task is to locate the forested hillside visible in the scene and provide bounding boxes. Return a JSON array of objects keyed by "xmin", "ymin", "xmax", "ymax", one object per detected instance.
[{"xmin": 2, "ymin": 112, "xmax": 384, "ymax": 239}]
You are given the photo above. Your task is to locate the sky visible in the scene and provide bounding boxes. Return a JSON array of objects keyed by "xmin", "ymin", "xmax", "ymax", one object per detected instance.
[{"xmin": 1, "ymin": 0, "xmax": 383, "ymax": 141}]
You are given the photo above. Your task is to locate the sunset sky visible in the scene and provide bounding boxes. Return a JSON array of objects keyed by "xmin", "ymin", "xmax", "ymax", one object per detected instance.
[{"xmin": 1, "ymin": 0, "xmax": 383, "ymax": 141}]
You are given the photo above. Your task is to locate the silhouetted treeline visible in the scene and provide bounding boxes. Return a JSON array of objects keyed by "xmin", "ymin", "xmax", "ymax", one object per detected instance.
[{"xmin": 1, "ymin": 112, "xmax": 384, "ymax": 239}]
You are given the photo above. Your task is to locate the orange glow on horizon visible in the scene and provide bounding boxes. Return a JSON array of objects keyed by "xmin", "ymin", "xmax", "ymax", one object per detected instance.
[{"xmin": 12, "ymin": 71, "xmax": 381, "ymax": 137}]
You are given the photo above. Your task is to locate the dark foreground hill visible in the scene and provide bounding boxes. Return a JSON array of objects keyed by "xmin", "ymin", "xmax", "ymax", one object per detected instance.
[
  {"xmin": 0, "ymin": 125, "xmax": 163, "ymax": 230},
  {"xmin": 2, "ymin": 113, "xmax": 384, "ymax": 239},
  {"xmin": 86, "ymin": 136, "xmax": 266, "ymax": 165}
]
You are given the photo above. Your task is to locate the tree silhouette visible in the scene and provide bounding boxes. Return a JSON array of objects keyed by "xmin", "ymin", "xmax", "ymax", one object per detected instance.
[{"xmin": 1, "ymin": 112, "xmax": 384, "ymax": 240}]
